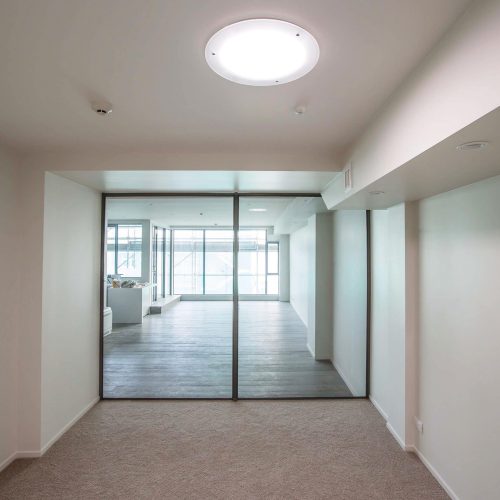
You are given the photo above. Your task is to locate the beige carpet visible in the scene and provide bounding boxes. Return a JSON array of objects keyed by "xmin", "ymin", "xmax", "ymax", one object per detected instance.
[{"xmin": 0, "ymin": 400, "xmax": 446, "ymax": 499}]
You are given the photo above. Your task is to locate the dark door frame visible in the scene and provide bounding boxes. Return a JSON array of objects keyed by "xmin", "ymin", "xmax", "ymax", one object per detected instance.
[{"xmin": 99, "ymin": 192, "xmax": 371, "ymax": 401}]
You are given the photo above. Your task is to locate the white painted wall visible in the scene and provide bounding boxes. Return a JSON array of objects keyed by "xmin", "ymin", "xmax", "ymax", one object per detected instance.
[
  {"xmin": 417, "ymin": 175, "xmax": 500, "ymax": 500},
  {"xmin": 331, "ymin": 210, "xmax": 367, "ymax": 396},
  {"xmin": 323, "ymin": 0, "xmax": 500, "ymax": 209},
  {"xmin": 41, "ymin": 173, "xmax": 100, "ymax": 450},
  {"xmin": 308, "ymin": 214, "xmax": 332, "ymax": 360},
  {"xmin": 289, "ymin": 224, "xmax": 309, "ymax": 327},
  {"xmin": 369, "ymin": 204, "xmax": 407, "ymax": 442},
  {"xmin": 278, "ymin": 235, "xmax": 290, "ymax": 302},
  {"xmin": 0, "ymin": 147, "xmax": 20, "ymax": 469},
  {"xmin": 290, "ymin": 215, "xmax": 333, "ymax": 359}
]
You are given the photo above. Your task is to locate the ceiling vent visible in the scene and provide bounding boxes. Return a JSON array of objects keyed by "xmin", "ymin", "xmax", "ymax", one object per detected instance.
[{"xmin": 344, "ymin": 164, "xmax": 353, "ymax": 192}]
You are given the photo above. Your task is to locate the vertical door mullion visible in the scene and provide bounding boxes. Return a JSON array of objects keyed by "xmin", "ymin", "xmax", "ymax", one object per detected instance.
[{"xmin": 232, "ymin": 195, "xmax": 239, "ymax": 400}]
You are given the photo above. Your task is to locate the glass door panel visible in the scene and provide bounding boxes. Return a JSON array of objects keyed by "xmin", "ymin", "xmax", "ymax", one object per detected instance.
[
  {"xmin": 237, "ymin": 196, "xmax": 365, "ymax": 398},
  {"xmin": 103, "ymin": 196, "xmax": 233, "ymax": 398}
]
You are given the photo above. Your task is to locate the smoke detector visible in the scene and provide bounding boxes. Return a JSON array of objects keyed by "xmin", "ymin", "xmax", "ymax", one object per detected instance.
[
  {"xmin": 91, "ymin": 101, "xmax": 113, "ymax": 116},
  {"xmin": 456, "ymin": 141, "xmax": 488, "ymax": 151},
  {"xmin": 294, "ymin": 105, "xmax": 306, "ymax": 115}
]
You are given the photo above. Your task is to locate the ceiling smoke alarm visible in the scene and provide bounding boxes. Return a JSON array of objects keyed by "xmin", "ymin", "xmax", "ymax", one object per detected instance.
[{"xmin": 91, "ymin": 101, "xmax": 113, "ymax": 115}]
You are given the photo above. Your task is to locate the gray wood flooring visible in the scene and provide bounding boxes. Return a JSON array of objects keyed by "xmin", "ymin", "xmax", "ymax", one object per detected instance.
[{"xmin": 103, "ymin": 301, "xmax": 352, "ymax": 398}]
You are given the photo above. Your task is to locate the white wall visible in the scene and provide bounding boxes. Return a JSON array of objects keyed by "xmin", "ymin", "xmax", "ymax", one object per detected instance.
[
  {"xmin": 417, "ymin": 175, "xmax": 500, "ymax": 500},
  {"xmin": 0, "ymin": 147, "xmax": 20, "ymax": 469},
  {"xmin": 331, "ymin": 210, "xmax": 367, "ymax": 396},
  {"xmin": 278, "ymin": 234, "xmax": 290, "ymax": 302},
  {"xmin": 41, "ymin": 173, "xmax": 101, "ymax": 450},
  {"xmin": 290, "ymin": 224, "xmax": 309, "ymax": 327},
  {"xmin": 323, "ymin": 0, "xmax": 500, "ymax": 209},
  {"xmin": 309, "ymin": 214, "xmax": 332, "ymax": 360},
  {"xmin": 370, "ymin": 204, "xmax": 408, "ymax": 443}
]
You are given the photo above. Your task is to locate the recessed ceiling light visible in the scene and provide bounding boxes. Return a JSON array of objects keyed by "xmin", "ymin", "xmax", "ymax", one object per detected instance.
[
  {"xmin": 205, "ymin": 19, "xmax": 319, "ymax": 86},
  {"xmin": 249, "ymin": 208, "xmax": 267, "ymax": 212},
  {"xmin": 456, "ymin": 141, "xmax": 489, "ymax": 151},
  {"xmin": 369, "ymin": 190, "xmax": 385, "ymax": 196}
]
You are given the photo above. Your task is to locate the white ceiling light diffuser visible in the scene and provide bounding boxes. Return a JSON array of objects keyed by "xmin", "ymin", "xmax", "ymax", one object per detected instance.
[{"xmin": 205, "ymin": 19, "xmax": 319, "ymax": 86}]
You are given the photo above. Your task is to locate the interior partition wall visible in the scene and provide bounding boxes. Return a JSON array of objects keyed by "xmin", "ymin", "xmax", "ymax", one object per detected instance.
[{"xmin": 100, "ymin": 193, "xmax": 370, "ymax": 400}]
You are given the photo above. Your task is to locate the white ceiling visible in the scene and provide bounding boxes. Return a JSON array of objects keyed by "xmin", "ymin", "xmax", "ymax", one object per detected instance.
[
  {"xmin": 57, "ymin": 170, "xmax": 338, "ymax": 193},
  {"xmin": 0, "ymin": 0, "xmax": 469, "ymax": 158},
  {"xmin": 336, "ymin": 106, "xmax": 500, "ymax": 209},
  {"xmin": 107, "ymin": 196, "xmax": 326, "ymax": 232}
]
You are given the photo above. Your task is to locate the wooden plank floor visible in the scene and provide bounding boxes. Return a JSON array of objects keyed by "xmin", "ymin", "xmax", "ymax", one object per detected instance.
[{"xmin": 104, "ymin": 301, "xmax": 352, "ymax": 398}]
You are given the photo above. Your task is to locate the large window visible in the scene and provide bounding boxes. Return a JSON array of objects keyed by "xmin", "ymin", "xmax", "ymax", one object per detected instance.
[
  {"xmin": 173, "ymin": 230, "xmax": 204, "ymax": 294},
  {"xmin": 107, "ymin": 224, "xmax": 143, "ymax": 278},
  {"xmin": 205, "ymin": 230, "xmax": 234, "ymax": 294},
  {"xmin": 266, "ymin": 241, "xmax": 279, "ymax": 295},
  {"xmin": 173, "ymin": 229, "xmax": 234, "ymax": 295},
  {"xmin": 238, "ymin": 229, "xmax": 267, "ymax": 294},
  {"xmin": 108, "ymin": 224, "xmax": 279, "ymax": 295},
  {"xmin": 152, "ymin": 226, "xmax": 170, "ymax": 301},
  {"xmin": 169, "ymin": 228, "xmax": 278, "ymax": 296},
  {"xmin": 238, "ymin": 230, "xmax": 278, "ymax": 295}
]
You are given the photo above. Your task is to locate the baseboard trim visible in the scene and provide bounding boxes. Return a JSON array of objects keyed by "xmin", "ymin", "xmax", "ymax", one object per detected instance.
[
  {"xmin": 385, "ymin": 421, "xmax": 408, "ymax": 451},
  {"xmin": 369, "ymin": 395, "xmax": 388, "ymax": 421},
  {"xmin": 306, "ymin": 343, "xmax": 315, "ymax": 358},
  {"xmin": 15, "ymin": 451, "xmax": 42, "ymax": 459},
  {"xmin": 413, "ymin": 447, "xmax": 460, "ymax": 500},
  {"xmin": 0, "ymin": 450, "xmax": 42, "ymax": 473},
  {"xmin": 40, "ymin": 396, "xmax": 100, "ymax": 455},
  {"xmin": 369, "ymin": 396, "xmax": 458, "ymax": 498},
  {"xmin": 0, "ymin": 451, "xmax": 18, "ymax": 473},
  {"xmin": 1, "ymin": 398, "xmax": 98, "ymax": 472},
  {"xmin": 332, "ymin": 361, "xmax": 358, "ymax": 396}
]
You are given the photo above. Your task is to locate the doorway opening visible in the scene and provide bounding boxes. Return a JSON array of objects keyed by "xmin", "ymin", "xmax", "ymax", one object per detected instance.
[{"xmin": 100, "ymin": 193, "xmax": 369, "ymax": 399}]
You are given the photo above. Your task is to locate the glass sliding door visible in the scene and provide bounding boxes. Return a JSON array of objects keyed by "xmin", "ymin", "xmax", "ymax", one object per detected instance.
[
  {"xmin": 102, "ymin": 193, "xmax": 367, "ymax": 399},
  {"xmin": 103, "ymin": 196, "xmax": 234, "ymax": 398},
  {"xmin": 237, "ymin": 196, "xmax": 364, "ymax": 398}
]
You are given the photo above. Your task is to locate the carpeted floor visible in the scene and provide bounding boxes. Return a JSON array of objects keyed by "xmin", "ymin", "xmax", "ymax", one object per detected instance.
[{"xmin": 0, "ymin": 400, "xmax": 446, "ymax": 499}]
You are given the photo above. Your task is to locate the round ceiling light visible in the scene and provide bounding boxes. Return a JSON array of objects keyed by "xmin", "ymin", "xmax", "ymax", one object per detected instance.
[
  {"xmin": 205, "ymin": 19, "xmax": 319, "ymax": 86},
  {"xmin": 249, "ymin": 208, "xmax": 267, "ymax": 212}
]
